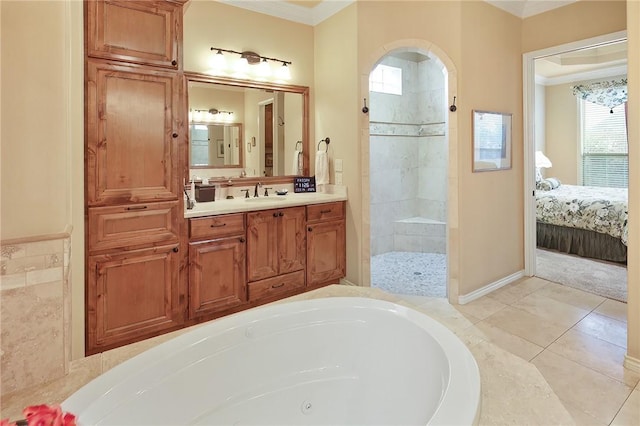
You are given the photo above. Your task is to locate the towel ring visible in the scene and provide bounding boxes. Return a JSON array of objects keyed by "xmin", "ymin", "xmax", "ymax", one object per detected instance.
[
  {"xmin": 295, "ymin": 140, "xmax": 303, "ymax": 151},
  {"xmin": 317, "ymin": 137, "xmax": 330, "ymax": 152}
]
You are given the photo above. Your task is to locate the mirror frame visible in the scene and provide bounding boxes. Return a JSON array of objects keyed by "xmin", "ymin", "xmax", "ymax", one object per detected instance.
[{"xmin": 184, "ymin": 71, "xmax": 310, "ymax": 185}]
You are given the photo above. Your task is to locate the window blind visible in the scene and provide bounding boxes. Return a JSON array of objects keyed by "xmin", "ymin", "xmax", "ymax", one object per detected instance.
[{"xmin": 581, "ymin": 100, "xmax": 628, "ymax": 188}]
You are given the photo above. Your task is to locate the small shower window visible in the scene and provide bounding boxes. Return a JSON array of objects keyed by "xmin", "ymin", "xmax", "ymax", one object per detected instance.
[{"xmin": 369, "ymin": 64, "xmax": 402, "ymax": 95}]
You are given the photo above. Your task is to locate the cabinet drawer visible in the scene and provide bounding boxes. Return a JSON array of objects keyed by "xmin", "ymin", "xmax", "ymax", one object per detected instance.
[
  {"xmin": 190, "ymin": 214, "xmax": 245, "ymax": 240},
  {"xmin": 88, "ymin": 201, "xmax": 179, "ymax": 252},
  {"xmin": 248, "ymin": 270, "xmax": 305, "ymax": 302},
  {"xmin": 306, "ymin": 202, "xmax": 345, "ymax": 223}
]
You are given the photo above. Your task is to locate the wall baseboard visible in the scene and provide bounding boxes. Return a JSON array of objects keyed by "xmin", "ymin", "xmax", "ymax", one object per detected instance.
[
  {"xmin": 457, "ymin": 270, "xmax": 525, "ymax": 305},
  {"xmin": 624, "ymin": 354, "xmax": 640, "ymax": 374}
]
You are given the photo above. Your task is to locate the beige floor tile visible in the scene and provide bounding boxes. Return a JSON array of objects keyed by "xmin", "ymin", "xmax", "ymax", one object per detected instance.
[
  {"xmin": 561, "ymin": 399, "xmax": 608, "ymax": 426},
  {"xmin": 611, "ymin": 388, "xmax": 640, "ymax": 425},
  {"xmin": 532, "ymin": 350, "xmax": 633, "ymax": 425},
  {"xmin": 485, "ymin": 276, "xmax": 550, "ymax": 305},
  {"xmin": 534, "ymin": 281, "xmax": 606, "ymax": 311},
  {"xmin": 455, "ymin": 296, "xmax": 507, "ymax": 320},
  {"xmin": 467, "ymin": 321, "xmax": 544, "ymax": 361},
  {"xmin": 471, "ymin": 341, "xmax": 574, "ymax": 425},
  {"xmin": 401, "ymin": 299, "xmax": 480, "ymax": 332},
  {"xmin": 512, "ymin": 291, "xmax": 591, "ymax": 328},
  {"xmin": 547, "ymin": 329, "xmax": 640, "ymax": 387},
  {"xmin": 574, "ymin": 312, "xmax": 627, "ymax": 349},
  {"xmin": 482, "ymin": 305, "xmax": 570, "ymax": 347},
  {"xmin": 594, "ymin": 298, "xmax": 627, "ymax": 323}
]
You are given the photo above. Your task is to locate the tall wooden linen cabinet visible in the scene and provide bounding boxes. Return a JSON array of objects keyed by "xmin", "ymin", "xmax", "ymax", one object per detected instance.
[{"xmin": 85, "ymin": 0, "xmax": 188, "ymax": 354}]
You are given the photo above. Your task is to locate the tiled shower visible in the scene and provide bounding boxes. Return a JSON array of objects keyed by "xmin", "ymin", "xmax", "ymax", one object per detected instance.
[
  {"xmin": 369, "ymin": 51, "xmax": 448, "ymax": 297},
  {"xmin": 369, "ymin": 52, "xmax": 447, "ymax": 256}
]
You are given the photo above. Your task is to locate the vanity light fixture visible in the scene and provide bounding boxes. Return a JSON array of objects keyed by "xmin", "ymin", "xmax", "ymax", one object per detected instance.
[
  {"xmin": 208, "ymin": 47, "xmax": 292, "ymax": 80},
  {"xmin": 190, "ymin": 108, "xmax": 234, "ymax": 123}
]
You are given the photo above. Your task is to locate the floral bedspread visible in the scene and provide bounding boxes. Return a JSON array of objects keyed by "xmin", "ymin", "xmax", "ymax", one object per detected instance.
[{"xmin": 536, "ymin": 184, "xmax": 628, "ymax": 246}]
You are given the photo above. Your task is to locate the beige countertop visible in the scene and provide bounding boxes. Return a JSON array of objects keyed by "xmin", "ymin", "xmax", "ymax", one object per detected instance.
[{"xmin": 184, "ymin": 185, "xmax": 347, "ymax": 218}]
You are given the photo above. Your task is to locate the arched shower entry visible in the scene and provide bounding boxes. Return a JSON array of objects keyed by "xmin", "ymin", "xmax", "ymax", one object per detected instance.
[{"xmin": 360, "ymin": 41, "xmax": 460, "ymax": 303}]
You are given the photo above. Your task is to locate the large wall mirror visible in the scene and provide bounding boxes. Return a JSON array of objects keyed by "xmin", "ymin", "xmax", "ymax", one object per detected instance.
[{"xmin": 185, "ymin": 72, "xmax": 309, "ymax": 182}]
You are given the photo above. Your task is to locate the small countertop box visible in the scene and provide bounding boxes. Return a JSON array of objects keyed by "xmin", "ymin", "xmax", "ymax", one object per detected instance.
[{"xmin": 195, "ymin": 183, "xmax": 216, "ymax": 202}]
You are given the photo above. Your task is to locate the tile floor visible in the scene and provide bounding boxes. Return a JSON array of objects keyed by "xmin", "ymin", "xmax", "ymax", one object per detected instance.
[{"xmin": 398, "ymin": 276, "xmax": 639, "ymax": 425}]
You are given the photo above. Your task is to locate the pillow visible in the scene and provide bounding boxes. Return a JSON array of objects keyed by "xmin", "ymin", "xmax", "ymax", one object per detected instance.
[{"xmin": 536, "ymin": 177, "xmax": 561, "ymax": 191}]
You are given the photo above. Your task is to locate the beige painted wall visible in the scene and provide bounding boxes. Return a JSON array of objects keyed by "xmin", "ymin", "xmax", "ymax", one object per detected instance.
[
  {"xmin": 545, "ymin": 83, "xmax": 579, "ymax": 184},
  {"xmin": 1, "ymin": 0, "xmax": 85, "ymax": 359},
  {"xmin": 522, "ymin": 0, "xmax": 626, "ymax": 53},
  {"xmin": 626, "ymin": 0, "xmax": 640, "ymax": 366}
]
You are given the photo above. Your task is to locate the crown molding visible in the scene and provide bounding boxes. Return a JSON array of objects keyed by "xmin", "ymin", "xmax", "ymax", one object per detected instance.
[
  {"xmin": 484, "ymin": 0, "xmax": 577, "ymax": 19},
  {"xmin": 218, "ymin": 0, "xmax": 354, "ymax": 26}
]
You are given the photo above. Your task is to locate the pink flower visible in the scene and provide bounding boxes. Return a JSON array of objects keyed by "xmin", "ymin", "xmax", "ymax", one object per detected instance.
[
  {"xmin": 1, "ymin": 419, "xmax": 16, "ymax": 426},
  {"xmin": 22, "ymin": 405, "xmax": 76, "ymax": 426}
]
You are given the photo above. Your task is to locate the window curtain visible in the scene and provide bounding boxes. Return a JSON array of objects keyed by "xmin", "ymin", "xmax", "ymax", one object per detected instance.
[{"xmin": 572, "ymin": 78, "xmax": 628, "ymax": 113}]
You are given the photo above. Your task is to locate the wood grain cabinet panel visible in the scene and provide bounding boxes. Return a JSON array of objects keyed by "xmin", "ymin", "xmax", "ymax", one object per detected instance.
[
  {"xmin": 88, "ymin": 201, "xmax": 179, "ymax": 252},
  {"xmin": 306, "ymin": 202, "xmax": 346, "ymax": 287},
  {"xmin": 247, "ymin": 207, "xmax": 306, "ymax": 283},
  {"xmin": 86, "ymin": 244, "xmax": 182, "ymax": 354},
  {"xmin": 188, "ymin": 236, "xmax": 246, "ymax": 319},
  {"xmin": 86, "ymin": 60, "xmax": 181, "ymax": 206},
  {"xmin": 86, "ymin": 0, "xmax": 185, "ymax": 69}
]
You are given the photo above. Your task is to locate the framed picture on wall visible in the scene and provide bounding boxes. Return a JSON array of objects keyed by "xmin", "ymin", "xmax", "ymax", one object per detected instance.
[
  {"xmin": 216, "ymin": 139, "xmax": 224, "ymax": 158},
  {"xmin": 472, "ymin": 110, "xmax": 512, "ymax": 172}
]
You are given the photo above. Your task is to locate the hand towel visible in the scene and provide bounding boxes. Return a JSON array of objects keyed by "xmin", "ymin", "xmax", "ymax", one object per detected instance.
[
  {"xmin": 291, "ymin": 149, "xmax": 302, "ymax": 175},
  {"xmin": 315, "ymin": 150, "xmax": 329, "ymax": 185}
]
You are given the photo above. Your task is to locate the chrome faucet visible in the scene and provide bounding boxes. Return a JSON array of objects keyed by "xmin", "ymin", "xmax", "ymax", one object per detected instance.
[{"xmin": 253, "ymin": 182, "xmax": 262, "ymax": 198}]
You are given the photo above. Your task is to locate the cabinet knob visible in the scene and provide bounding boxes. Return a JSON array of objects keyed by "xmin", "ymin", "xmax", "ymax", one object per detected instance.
[
  {"xmin": 278, "ymin": 212, "xmax": 284, "ymax": 217},
  {"xmin": 172, "ymin": 132, "xmax": 178, "ymax": 138},
  {"xmin": 273, "ymin": 212, "xmax": 278, "ymax": 218},
  {"xmin": 171, "ymin": 60, "xmax": 177, "ymax": 66},
  {"xmin": 172, "ymin": 247, "xmax": 179, "ymax": 253},
  {"xmin": 308, "ymin": 226, "xmax": 313, "ymax": 232},
  {"xmin": 239, "ymin": 237, "xmax": 245, "ymax": 243}
]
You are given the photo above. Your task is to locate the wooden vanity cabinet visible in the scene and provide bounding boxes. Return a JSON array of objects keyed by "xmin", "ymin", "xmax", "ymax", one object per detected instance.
[
  {"xmin": 306, "ymin": 202, "xmax": 346, "ymax": 287},
  {"xmin": 246, "ymin": 206, "xmax": 306, "ymax": 301},
  {"xmin": 85, "ymin": 0, "xmax": 185, "ymax": 69},
  {"xmin": 85, "ymin": 0, "xmax": 188, "ymax": 354},
  {"xmin": 188, "ymin": 214, "xmax": 247, "ymax": 319}
]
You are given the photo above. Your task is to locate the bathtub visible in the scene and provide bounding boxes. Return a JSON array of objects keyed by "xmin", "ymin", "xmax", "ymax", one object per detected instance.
[{"xmin": 63, "ymin": 297, "xmax": 481, "ymax": 425}]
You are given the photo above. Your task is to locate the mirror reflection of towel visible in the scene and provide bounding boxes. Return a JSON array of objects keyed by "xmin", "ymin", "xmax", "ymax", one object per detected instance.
[
  {"xmin": 315, "ymin": 151, "xmax": 329, "ymax": 185},
  {"xmin": 291, "ymin": 150, "xmax": 302, "ymax": 175}
]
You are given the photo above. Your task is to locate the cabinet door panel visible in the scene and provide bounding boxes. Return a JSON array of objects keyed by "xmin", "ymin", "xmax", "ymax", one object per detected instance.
[
  {"xmin": 307, "ymin": 220, "xmax": 346, "ymax": 287},
  {"xmin": 189, "ymin": 238, "xmax": 246, "ymax": 318},
  {"xmin": 87, "ymin": 245, "xmax": 182, "ymax": 353},
  {"xmin": 246, "ymin": 211, "xmax": 278, "ymax": 282},
  {"xmin": 88, "ymin": 201, "xmax": 179, "ymax": 252},
  {"xmin": 87, "ymin": 0, "xmax": 182, "ymax": 68},
  {"xmin": 87, "ymin": 60, "xmax": 179, "ymax": 205},
  {"xmin": 278, "ymin": 207, "xmax": 306, "ymax": 274}
]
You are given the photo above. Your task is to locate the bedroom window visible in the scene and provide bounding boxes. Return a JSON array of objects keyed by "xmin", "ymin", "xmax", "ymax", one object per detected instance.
[
  {"xmin": 369, "ymin": 64, "xmax": 402, "ymax": 95},
  {"xmin": 581, "ymin": 100, "xmax": 628, "ymax": 188}
]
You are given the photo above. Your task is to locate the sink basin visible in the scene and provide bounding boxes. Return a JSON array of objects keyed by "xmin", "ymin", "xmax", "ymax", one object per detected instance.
[{"xmin": 244, "ymin": 197, "xmax": 286, "ymax": 203}]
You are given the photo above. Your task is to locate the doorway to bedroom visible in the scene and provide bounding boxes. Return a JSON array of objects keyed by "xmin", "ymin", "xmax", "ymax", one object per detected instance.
[
  {"xmin": 525, "ymin": 32, "xmax": 629, "ymax": 303},
  {"xmin": 368, "ymin": 49, "xmax": 448, "ymax": 298}
]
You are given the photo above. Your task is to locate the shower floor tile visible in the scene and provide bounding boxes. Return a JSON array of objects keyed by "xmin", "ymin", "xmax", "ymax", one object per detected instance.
[{"xmin": 371, "ymin": 251, "xmax": 446, "ymax": 297}]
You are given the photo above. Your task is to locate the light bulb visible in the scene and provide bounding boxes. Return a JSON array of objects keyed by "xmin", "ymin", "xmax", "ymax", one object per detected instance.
[
  {"xmin": 209, "ymin": 49, "xmax": 226, "ymax": 72},
  {"xmin": 257, "ymin": 58, "xmax": 271, "ymax": 78},
  {"xmin": 235, "ymin": 56, "xmax": 249, "ymax": 74},
  {"xmin": 277, "ymin": 63, "xmax": 291, "ymax": 80}
]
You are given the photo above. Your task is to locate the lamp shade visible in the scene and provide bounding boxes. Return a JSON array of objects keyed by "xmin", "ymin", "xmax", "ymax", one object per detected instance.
[{"xmin": 535, "ymin": 151, "xmax": 552, "ymax": 168}]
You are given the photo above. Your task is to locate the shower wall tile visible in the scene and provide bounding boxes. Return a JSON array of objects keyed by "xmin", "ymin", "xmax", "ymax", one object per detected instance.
[
  {"xmin": 419, "ymin": 167, "xmax": 447, "ymax": 201},
  {"xmin": 394, "ymin": 234, "xmax": 423, "ymax": 252},
  {"xmin": 420, "ymin": 200, "xmax": 447, "ymax": 223},
  {"xmin": 371, "ymin": 235, "xmax": 394, "ymax": 256}
]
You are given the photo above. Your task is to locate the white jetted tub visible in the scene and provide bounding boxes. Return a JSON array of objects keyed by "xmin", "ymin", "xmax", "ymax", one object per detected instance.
[{"xmin": 63, "ymin": 297, "xmax": 481, "ymax": 425}]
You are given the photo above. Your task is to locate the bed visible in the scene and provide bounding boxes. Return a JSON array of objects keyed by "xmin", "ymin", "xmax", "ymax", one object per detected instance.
[{"xmin": 535, "ymin": 181, "xmax": 628, "ymax": 263}]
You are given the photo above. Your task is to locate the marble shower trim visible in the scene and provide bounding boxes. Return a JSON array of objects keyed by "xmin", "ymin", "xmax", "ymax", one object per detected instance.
[{"xmin": 370, "ymin": 121, "xmax": 445, "ymax": 137}]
